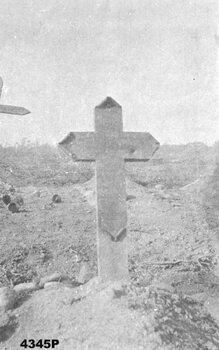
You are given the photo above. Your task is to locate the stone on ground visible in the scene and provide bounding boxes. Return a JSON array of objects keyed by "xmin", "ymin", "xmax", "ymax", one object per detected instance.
[
  {"xmin": 8, "ymin": 202, "xmax": 19, "ymax": 213},
  {"xmin": 39, "ymin": 272, "xmax": 65, "ymax": 288},
  {"xmin": 14, "ymin": 195, "xmax": 24, "ymax": 206},
  {"xmin": 2, "ymin": 195, "xmax": 11, "ymax": 205},
  {"xmin": 13, "ymin": 282, "xmax": 39, "ymax": 294},
  {"xmin": 76, "ymin": 262, "xmax": 92, "ymax": 284},
  {"xmin": 52, "ymin": 194, "xmax": 62, "ymax": 203},
  {"xmin": 0, "ymin": 287, "xmax": 16, "ymax": 311}
]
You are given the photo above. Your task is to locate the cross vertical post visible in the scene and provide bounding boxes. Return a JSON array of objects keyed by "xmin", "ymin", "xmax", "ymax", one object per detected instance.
[
  {"xmin": 59, "ymin": 97, "xmax": 159, "ymax": 282},
  {"xmin": 95, "ymin": 100, "xmax": 128, "ymax": 281}
]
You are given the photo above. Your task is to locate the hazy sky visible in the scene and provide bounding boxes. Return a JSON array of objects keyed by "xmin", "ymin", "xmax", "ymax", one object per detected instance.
[{"xmin": 0, "ymin": 0, "xmax": 218, "ymax": 145}]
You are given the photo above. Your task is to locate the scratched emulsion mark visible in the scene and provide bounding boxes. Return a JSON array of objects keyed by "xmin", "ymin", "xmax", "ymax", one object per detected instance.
[{"xmin": 59, "ymin": 97, "xmax": 159, "ymax": 282}]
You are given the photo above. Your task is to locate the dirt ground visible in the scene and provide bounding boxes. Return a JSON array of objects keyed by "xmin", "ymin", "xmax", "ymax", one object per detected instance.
[{"xmin": 0, "ymin": 174, "xmax": 219, "ymax": 349}]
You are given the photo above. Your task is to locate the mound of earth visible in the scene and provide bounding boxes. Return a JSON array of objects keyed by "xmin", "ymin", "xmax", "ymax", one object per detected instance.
[{"xmin": 0, "ymin": 177, "xmax": 219, "ymax": 349}]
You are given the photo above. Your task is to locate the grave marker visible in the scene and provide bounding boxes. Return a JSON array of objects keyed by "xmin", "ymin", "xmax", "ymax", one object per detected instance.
[
  {"xmin": 59, "ymin": 97, "xmax": 159, "ymax": 282},
  {"xmin": 0, "ymin": 78, "xmax": 30, "ymax": 116}
]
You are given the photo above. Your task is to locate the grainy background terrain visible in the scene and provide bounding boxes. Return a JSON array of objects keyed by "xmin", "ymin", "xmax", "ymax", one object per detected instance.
[{"xmin": 0, "ymin": 142, "xmax": 219, "ymax": 349}]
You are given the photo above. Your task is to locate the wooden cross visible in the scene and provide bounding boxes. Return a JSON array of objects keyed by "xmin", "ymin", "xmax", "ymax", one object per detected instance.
[
  {"xmin": 0, "ymin": 78, "xmax": 30, "ymax": 116},
  {"xmin": 59, "ymin": 97, "xmax": 159, "ymax": 282}
]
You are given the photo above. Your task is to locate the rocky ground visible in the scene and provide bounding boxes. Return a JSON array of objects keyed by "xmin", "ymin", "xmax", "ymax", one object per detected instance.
[{"xmin": 0, "ymin": 170, "xmax": 219, "ymax": 349}]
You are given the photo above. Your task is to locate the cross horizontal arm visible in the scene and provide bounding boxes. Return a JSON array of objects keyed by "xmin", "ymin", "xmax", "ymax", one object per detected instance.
[
  {"xmin": 0, "ymin": 105, "xmax": 30, "ymax": 115},
  {"xmin": 58, "ymin": 132, "xmax": 96, "ymax": 161},
  {"xmin": 121, "ymin": 132, "xmax": 159, "ymax": 161}
]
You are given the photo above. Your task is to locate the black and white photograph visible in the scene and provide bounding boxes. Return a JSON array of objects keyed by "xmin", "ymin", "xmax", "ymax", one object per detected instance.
[{"xmin": 0, "ymin": 1, "xmax": 219, "ymax": 349}]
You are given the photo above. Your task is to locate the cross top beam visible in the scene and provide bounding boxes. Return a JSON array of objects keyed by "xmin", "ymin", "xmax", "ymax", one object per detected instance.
[
  {"xmin": 60, "ymin": 97, "xmax": 159, "ymax": 162},
  {"xmin": 0, "ymin": 78, "xmax": 30, "ymax": 116},
  {"xmin": 59, "ymin": 96, "xmax": 159, "ymax": 282}
]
